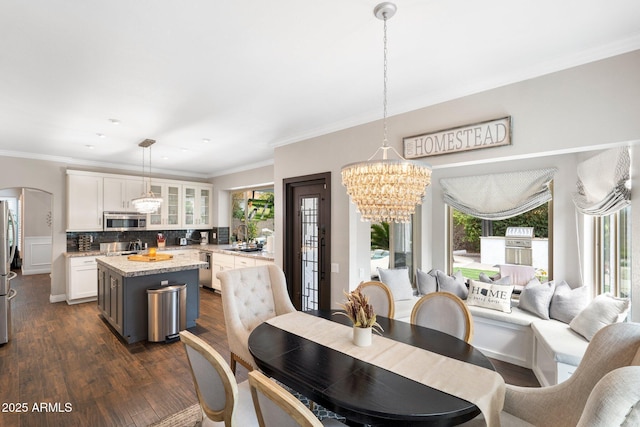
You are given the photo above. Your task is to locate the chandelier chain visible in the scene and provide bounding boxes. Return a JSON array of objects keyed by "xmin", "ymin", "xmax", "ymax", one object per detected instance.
[{"xmin": 382, "ymin": 13, "xmax": 389, "ymax": 149}]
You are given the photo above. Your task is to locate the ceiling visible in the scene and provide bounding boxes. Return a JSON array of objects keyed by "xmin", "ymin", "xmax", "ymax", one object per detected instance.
[{"xmin": 1, "ymin": 1, "xmax": 639, "ymax": 179}]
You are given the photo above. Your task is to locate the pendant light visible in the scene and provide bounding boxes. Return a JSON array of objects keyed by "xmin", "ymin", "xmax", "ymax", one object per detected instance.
[
  {"xmin": 131, "ymin": 139, "xmax": 163, "ymax": 214},
  {"xmin": 341, "ymin": 2, "xmax": 432, "ymax": 223}
]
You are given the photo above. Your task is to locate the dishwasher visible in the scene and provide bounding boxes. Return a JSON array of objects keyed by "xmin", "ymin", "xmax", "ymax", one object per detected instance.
[{"xmin": 199, "ymin": 251, "xmax": 213, "ymax": 288}]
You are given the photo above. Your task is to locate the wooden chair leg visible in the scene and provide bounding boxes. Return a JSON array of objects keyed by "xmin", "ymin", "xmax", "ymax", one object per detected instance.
[
  {"xmin": 231, "ymin": 352, "xmax": 254, "ymax": 375},
  {"xmin": 230, "ymin": 354, "xmax": 237, "ymax": 374}
]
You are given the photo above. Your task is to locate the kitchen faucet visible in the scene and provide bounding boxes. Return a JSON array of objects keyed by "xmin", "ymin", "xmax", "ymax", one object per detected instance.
[{"xmin": 235, "ymin": 224, "xmax": 249, "ymax": 242}]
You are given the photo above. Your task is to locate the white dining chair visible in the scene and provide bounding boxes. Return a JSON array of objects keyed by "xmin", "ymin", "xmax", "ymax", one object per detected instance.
[
  {"xmin": 218, "ymin": 264, "xmax": 297, "ymax": 373},
  {"xmin": 410, "ymin": 292, "xmax": 473, "ymax": 343},
  {"xmin": 248, "ymin": 370, "xmax": 347, "ymax": 427},
  {"xmin": 180, "ymin": 330, "xmax": 259, "ymax": 426},
  {"xmin": 356, "ymin": 281, "xmax": 395, "ymax": 319}
]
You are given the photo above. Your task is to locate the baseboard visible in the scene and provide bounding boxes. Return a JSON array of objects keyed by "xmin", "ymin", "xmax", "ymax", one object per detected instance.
[
  {"xmin": 49, "ymin": 294, "xmax": 67, "ymax": 303},
  {"xmin": 474, "ymin": 346, "xmax": 532, "ymax": 369},
  {"xmin": 22, "ymin": 267, "xmax": 52, "ymax": 276},
  {"xmin": 66, "ymin": 297, "xmax": 97, "ymax": 305}
]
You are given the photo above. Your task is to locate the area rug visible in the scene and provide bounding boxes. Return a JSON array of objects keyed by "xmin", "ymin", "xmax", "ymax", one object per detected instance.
[
  {"xmin": 148, "ymin": 404, "xmax": 201, "ymax": 427},
  {"xmin": 149, "ymin": 385, "xmax": 345, "ymax": 426}
]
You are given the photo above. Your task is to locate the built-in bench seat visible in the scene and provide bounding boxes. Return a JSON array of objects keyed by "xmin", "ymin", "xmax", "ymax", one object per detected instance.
[
  {"xmin": 467, "ymin": 304, "xmax": 589, "ymax": 386},
  {"xmin": 394, "ymin": 296, "xmax": 421, "ymax": 323},
  {"xmin": 531, "ymin": 320, "xmax": 589, "ymax": 386}
]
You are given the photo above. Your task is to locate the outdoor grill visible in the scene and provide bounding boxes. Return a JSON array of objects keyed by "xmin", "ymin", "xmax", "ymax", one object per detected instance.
[{"xmin": 505, "ymin": 226, "xmax": 534, "ymax": 266}]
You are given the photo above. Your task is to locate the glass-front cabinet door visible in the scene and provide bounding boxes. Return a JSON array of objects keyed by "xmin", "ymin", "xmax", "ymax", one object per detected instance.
[
  {"xmin": 147, "ymin": 183, "xmax": 182, "ymax": 229},
  {"xmin": 198, "ymin": 187, "xmax": 210, "ymax": 226},
  {"xmin": 183, "ymin": 187, "xmax": 196, "ymax": 226},
  {"xmin": 183, "ymin": 185, "xmax": 212, "ymax": 228}
]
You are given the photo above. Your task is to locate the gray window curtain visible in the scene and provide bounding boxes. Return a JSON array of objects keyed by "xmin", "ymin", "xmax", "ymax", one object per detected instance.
[
  {"xmin": 440, "ymin": 168, "xmax": 557, "ymax": 220},
  {"xmin": 572, "ymin": 146, "xmax": 631, "ymax": 216}
]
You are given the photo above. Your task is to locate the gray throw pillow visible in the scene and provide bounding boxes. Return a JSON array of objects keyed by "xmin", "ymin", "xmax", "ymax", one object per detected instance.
[
  {"xmin": 416, "ymin": 269, "xmax": 437, "ymax": 295},
  {"xmin": 436, "ymin": 270, "xmax": 468, "ymax": 300},
  {"xmin": 518, "ymin": 278, "xmax": 555, "ymax": 320},
  {"xmin": 377, "ymin": 267, "xmax": 414, "ymax": 301},
  {"xmin": 549, "ymin": 281, "xmax": 589, "ymax": 324},
  {"xmin": 569, "ymin": 293, "xmax": 630, "ymax": 341}
]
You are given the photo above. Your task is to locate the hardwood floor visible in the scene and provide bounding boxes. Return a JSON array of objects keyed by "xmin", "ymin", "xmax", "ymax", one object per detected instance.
[{"xmin": 0, "ymin": 272, "xmax": 538, "ymax": 427}]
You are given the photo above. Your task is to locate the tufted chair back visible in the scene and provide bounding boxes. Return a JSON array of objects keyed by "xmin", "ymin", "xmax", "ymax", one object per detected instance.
[{"xmin": 218, "ymin": 265, "xmax": 296, "ymax": 374}]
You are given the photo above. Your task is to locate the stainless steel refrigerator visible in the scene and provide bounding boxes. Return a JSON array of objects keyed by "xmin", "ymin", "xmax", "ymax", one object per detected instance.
[{"xmin": 0, "ymin": 201, "xmax": 18, "ymax": 345}]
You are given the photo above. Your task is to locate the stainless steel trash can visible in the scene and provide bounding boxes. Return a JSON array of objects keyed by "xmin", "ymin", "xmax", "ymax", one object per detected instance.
[{"xmin": 147, "ymin": 284, "xmax": 187, "ymax": 342}]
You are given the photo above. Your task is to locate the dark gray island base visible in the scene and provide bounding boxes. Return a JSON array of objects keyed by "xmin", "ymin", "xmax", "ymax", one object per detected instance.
[{"xmin": 96, "ymin": 256, "xmax": 206, "ymax": 344}]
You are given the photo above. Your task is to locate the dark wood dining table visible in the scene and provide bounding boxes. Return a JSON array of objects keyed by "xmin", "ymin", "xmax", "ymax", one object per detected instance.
[{"xmin": 248, "ymin": 309, "xmax": 496, "ymax": 426}]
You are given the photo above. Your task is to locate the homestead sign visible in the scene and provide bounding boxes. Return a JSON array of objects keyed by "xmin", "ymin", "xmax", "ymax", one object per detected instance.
[{"xmin": 404, "ymin": 116, "xmax": 511, "ymax": 159}]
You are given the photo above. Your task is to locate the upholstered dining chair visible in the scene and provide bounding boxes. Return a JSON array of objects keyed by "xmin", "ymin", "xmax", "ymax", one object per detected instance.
[
  {"xmin": 248, "ymin": 370, "xmax": 347, "ymax": 427},
  {"xmin": 356, "ymin": 281, "xmax": 395, "ymax": 319},
  {"xmin": 461, "ymin": 322, "xmax": 640, "ymax": 426},
  {"xmin": 179, "ymin": 331, "xmax": 258, "ymax": 426},
  {"xmin": 410, "ymin": 292, "xmax": 473, "ymax": 343},
  {"xmin": 218, "ymin": 264, "xmax": 297, "ymax": 373}
]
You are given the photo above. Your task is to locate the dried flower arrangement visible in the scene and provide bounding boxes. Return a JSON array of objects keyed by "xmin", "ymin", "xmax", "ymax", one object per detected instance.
[{"xmin": 335, "ymin": 289, "xmax": 383, "ymax": 334}]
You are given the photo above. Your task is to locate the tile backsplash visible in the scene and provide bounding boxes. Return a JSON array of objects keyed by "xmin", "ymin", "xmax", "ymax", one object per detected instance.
[{"xmin": 67, "ymin": 229, "xmax": 211, "ymax": 252}]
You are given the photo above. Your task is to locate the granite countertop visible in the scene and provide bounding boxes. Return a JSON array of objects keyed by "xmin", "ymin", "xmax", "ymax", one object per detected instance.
[
  {"xmin": 66, "ymin": 244, "xmax": 275, "ymax": 261},
  {"xmin": 95, "ymin": 255, "xmax": 207, "ymax": 278}
]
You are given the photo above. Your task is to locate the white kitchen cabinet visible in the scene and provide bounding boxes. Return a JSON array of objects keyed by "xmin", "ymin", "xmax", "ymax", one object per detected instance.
[
  {"xmin": 66, "ymin": 256, "xmax": 98, "ymax": 303},
  {"xmin": 234, "ymin": 256, "xmax": 256, "ymax": 269},
  {"xmin": 147, "ymin": 182, "xmax": 182, "ymax": 229},
  {"xmin": 67, "ymin": 171, "xmax": 104, "ymax": 231},
  {"xmin": 103, "ymin": 177, "xmax": 145, "ymax": 212},
  {"xmin": 211, "ymin": 253, "xmax": 236, "ymax": 291},
  {"xmin": 183, "ymin": 184, "xmax": 212, "ymax": 229},
  {"xmin": 209, "ymin": 252, "xmax": 273, "ymax": 291}
]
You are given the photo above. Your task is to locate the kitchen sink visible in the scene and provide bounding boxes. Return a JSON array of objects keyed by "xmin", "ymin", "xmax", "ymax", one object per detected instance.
[{"xmin": 227, "ymin": 247, "xmax": 263, "ymax": 253}]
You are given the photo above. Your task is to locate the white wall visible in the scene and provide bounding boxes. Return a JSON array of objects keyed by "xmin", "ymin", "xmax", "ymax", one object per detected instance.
[
  {"xmin": 273, "ymin": 50, "xmax": 640, "ymax": 316},
  {"xmin": 0, "ymin": 157, "xmax": 66, "ymax": 299}
]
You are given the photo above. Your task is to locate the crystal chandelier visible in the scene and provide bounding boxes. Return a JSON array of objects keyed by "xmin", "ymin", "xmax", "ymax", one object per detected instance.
[
  {"xmin": 341, "ymin": 2, "xmax": 432, "ymax": 223},
  {"xmin": 131, "ymin": 139, "xmax": 163, "ymax": 214}
]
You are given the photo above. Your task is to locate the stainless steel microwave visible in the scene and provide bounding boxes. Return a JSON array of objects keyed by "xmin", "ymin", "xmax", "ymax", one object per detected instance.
[{"xmin": 103, "ymin": 212, "xmax": 147, "ymax": 231}]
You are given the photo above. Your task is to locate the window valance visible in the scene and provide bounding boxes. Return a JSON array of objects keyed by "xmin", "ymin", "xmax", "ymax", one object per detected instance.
[
  {"xmin": 572, "ymin": 146, "xmax": 631, "ymax": 216},
  {"xmin": 440, "ymin": 168, "xmax": 557, "ymax": 220}
]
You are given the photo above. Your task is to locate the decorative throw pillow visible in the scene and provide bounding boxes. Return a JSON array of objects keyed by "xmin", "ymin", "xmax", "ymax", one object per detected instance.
[
  {"xmin": 467, "ymin": 280, "xmax": 514, "ymax": 313},
  {"xmin": 518, "ymin": 278, "xmax": 556, "ymax": 320},
  {"xmin": 377, "ymin": 267, "xmax": 414, "ymax": 301},
  {"xmin": 416, "ymin": 269, "xmax": 437, "ymax": 295},
  {"xmin": 549, "ymin": 281, "xmax": 589, "ymax": 324},
  {"xmin": 569, "ymin": 293, "xmax": 630, "ymax": 341},
  {"xmin": 478, "ymin": 272, "xmax": 493, "ymax": 283},
  {"xmin": 436, "ymin": 270, "xmax": 468, "ymax": 299}
]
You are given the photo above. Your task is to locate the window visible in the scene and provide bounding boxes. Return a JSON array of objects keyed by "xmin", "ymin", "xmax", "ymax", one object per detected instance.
[
  {"xmin": 594, "ymin": 205, "xmax": 631, "ymax": 298},
  {"xmin": 230, "ymin": 189, "xmax": 274, "ymax": 243},
  {"xmin": 450, "ymin": 202, "xmax": 551, "ymax": 281},
  {"xmin": 370, "ymin": 216, "xmax": 415, "ymax": 281}
]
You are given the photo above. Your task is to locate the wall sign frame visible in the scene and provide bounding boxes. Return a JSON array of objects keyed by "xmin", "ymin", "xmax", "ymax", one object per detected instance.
[{"xmin": 403, "ymin": 116, "xmax": 511, "ymax": 159}]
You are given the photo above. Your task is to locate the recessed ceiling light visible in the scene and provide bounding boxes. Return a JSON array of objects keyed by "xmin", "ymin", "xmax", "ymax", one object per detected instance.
[
  {"xmin": 161, "ymin": 156, "xmax": 169, "ymax": 160},
  {"xmin": 181, "ymin": 148, "xmax": 188, "ymax": 152},
  {"xmin": 86, "ymin": 145, "xmax": 95, "ymax": 149},
  {"xmin": 202, "ymin": 138, "xmax": 210, "ymax": 143},
  {"xmin": 109, "ymin": 119, "xmax": 120, "ymax": 125},
  {"xmin": 96, "ymin": 133, "xmax": 106, "ymax": 138}
]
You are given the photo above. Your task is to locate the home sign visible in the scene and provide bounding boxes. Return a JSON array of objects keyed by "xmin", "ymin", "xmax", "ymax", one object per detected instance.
[{"xmin": 403, "ymin": 116, "xmax": 511, "ymax": 159}]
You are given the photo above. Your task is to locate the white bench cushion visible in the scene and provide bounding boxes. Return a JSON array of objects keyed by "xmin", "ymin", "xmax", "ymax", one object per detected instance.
[
  {"xmin": 467, "ymin": 305, "xmax": 542, "ymax": 326},
  {"xmin": 395, "ymin": 296, "xmax": 421, "ymax": 322},
  {"xmin": 532, "ymin": 320, "xmax": 589, "ymax": 366}
]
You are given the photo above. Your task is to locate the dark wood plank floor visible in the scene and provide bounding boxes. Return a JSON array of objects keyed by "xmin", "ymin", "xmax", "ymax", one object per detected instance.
[{"xmin": 0, "ymin": 272, "xmax": 538, "ymax": 426}]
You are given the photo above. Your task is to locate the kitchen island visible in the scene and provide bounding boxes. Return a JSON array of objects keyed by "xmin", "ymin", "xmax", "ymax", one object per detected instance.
[{"xmin": 96, "ymin": 254, "xmax": 207, "ymax": 344}]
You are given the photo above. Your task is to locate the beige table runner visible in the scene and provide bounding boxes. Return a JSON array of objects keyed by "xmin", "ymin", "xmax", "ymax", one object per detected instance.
[{"xmin": 267, "ymin": 311, "xmax": 505, "ymax": 427}]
